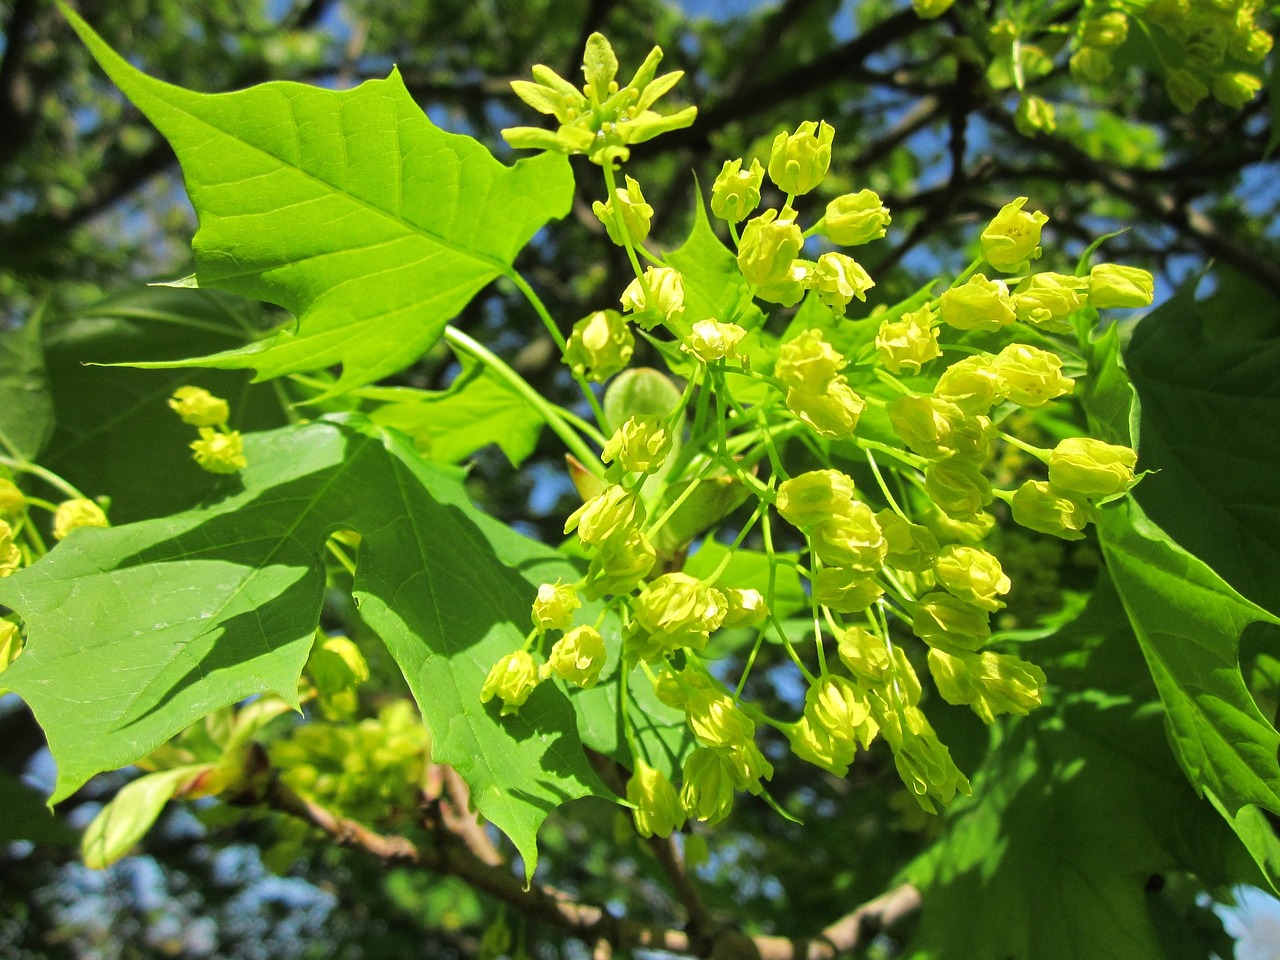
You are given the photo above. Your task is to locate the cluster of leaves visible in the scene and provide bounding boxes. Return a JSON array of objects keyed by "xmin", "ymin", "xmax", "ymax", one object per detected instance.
[{"xmin": 1, "ymin": 2, "xmax": 1279, "ymax": 959}]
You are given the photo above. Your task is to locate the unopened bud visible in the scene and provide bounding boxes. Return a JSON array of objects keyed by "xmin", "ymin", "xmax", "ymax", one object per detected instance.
[
  {"xmin": 628, "ymin": 760, "xmax": 685, "ymax": 838},
  {"xmin": 737, "ymin": 209, "xmax": 803, "ymax": 286},
  {"xmin": 811, "ymin": 501, "xmax": 887, "ymax": 573},
  {"xmin": 53, "ymin": 498, "xmax": 108, "ymax": 540},
  {"xmin": 1010, "ymin": 480, "xmax": 1095, "ymax": 540},
  {"xmin": 774, "ymin": 329, "xmax": 846, "ymax": 391},
  {"xmin": 721, "ymin": 588, "xmax": 769, "ymax": 628},
  {"xmin": 1087, "ymin": 263, "xmax": 1154, "ymax": 309},
  {"xmin": 837, "ymin": 626, "xmax": 892, "ymax": 682},
  {"xmin": 939, "ymin": 274, "xmax": 1016, "ymax": 331},
  {"xmin": 711, "ymin": 157, "xmax": 764, "ymax": 223},
  {"xmin": 685, "ymin": 687, "xmax": 755, "ymax": 747},
  {"xmin": 1166, "ymin": 69, "xmax": 1208, "ymax": 113},
  {"xmin": 191, "ymin": 428, "xmax": 247, "ymax": 474},
  {"xmin": 168, "ymin": 385, "xmax": 229, "ymax": 427},
  {"xmin": 934, "ymin": 545, "xmax": 1010, "ymax": 611},
  {"xmin": 980, "ymin": 197, "xmax": 1048, "ymax": 272},
  {"xmin": 786, "ymin": 378, "xmax": 865, "ymax": 438},
  {"xmin": 876, "ymin": 305, "xmax": 940, "ymax": 374},
  {"xmin": 924, "ymin": 459, "xmax": 992, "ymax": 519},
  {"xmin": 810, "ymin": 252, "xmax": 874, "ymax": 315},
  {"xmin": 621, "ymin": 267, "xmax": 686, "ymax": 328},
  {"xmin": 776, "ymin": 469, "xmax": 857, "ymax": 529},
  {"xmin": 1048, "ymin": 437, "xmax": 1137, "ymax": 498},
  {"xmin": 889, "ymin": 395, "xmax": 988, "ymax": 460},
  {"xmin": 812, "ymin": 567, "xmax": 884, "ymax": 613},
  {"xmin": 584, "ymin": 528, "xmax": 656, "ymax": 599},
  {"xmin": 821, "ymin": 189, "xmax": 891, "ymax": 246},
  {"xmin": 531, "ymin": 580, "xmax": 582, "ymax": 633},
  {"xmin": 767, "ymin": 120, "xmax": 834, "ymax": 195},
  {"xmin": 565, "ymin": 484, "xmax": 644, "ymax": 545},
  {"xmin": 564, "ymin": 309, "xmax": 635, "ymax": 382},
  {"xmin": 480, "ymin": 650, "xmax": 540, "ymax": 715},
  {"xmin": 592, "ymin": 174, "xmax": 653, "ymax": 246},
  {"xmin": 0, "ymin": 479, "xmax": 24, "ymax": 520},
  {"xmin": 912, "ymin": 592, "xmax": 992, "ymax": 650},
  {"xmin": 875, "ymin": 509, "xmax": 939, "ymax": 571},
  {"xmin": 935, "ymin": 354, "xmax": 1006, "ymax": 414},
  {"xmin": 602, "ymin": 416, "xmax": 672, "ymax": 475},
  {"xmin": 685, "ymin": 319, "xmax": 747, "ymax": 363},
  {"xmin": 634, "ymin": 573, "xmax": 727, "ymax": 651},
  {"xmin": 1013, "ymin": 272, "xmax": 1089, "ymax": 332},
  {"xmin": 543, "ymin": 625, "xmax": 607, "ymax": 688},
  {"xmin": 681, "ymin": 748, "xmax": 736, "ymax": 823},
  {"xmin": 1212, "ymin": 71, "xmax": 1263, "ymax": 109},
  {"xmin": 993, "ymin": 343, "xmax": 1074, "ymax": 408}
]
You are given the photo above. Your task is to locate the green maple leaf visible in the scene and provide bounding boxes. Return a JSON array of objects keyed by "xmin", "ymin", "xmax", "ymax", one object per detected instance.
[
  {"xmin": 1099, "ymin": 497, "xmax": 1280, "ymax": 820},
  {"xmin": 60, "ymin": 4, "xmax": 573, "ymax": 395},
  {"xmin": 0, "ymin": 417, "xmax": 607, "ymax": 879},
  {"xmin": 906, "ymin": 581, "xmax": 1258, "ymax": 960}
]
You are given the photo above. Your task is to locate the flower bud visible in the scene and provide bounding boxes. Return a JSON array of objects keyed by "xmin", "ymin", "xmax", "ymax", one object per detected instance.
[
  {"xmin": 1014, "ymin": 95, "xmax": 1055, "ymax": 137},
  {"xmin": 923, "ymin": 459, "xmax": 991, "ymax": 519},
  {"xmin": 889, "ymin": 395, "xmax": 988, "ymax": 460},
  {"xmin": 810, "ymin": 252, "xmax": 874, "ymax": 315},
  {"xmin": 786, "ymin": 379, "xmax": 865, "ymax": 438},
  {"xmin": 684, "ymin": 319, "xmax": 747, "ymax": 362},
  {"xmin": 0, "ymin": 479, "xmax": 24, "ymax": 520},
  {"xmin": 1012, "ymin": 272, "xmax": 1089, "ymax": 332},
  {"xmin": 993, "ymin": 343, "xmax": 1074, "ymax": 408},
  {"xmin": 737, "ymin": 209, "xmax": 803, "ymax": 286},
  {"xmin": 810, "ymin": 501, "xmax": 887, "ymax": 573},
  {"xmin": 1166, "ymin": 69, "xmax": 1208, "ymax": 113},
  {"xmin": 168, "ymin": 385, "xmax": 229, "ymax": 427},
  {"xmin": 191, "ymin": 428, "xmax": 248, "ymax": 474},
  {"xmin": 821, "ymin": 189, "xmax": 891, "ymax": 246},
  {"xmin": 602, "ymin": 416, "xmax": 672, "ymax": 475},
  {"xmin": 837, "ymin": 626, "xmax": 892, "ymax": 683},
  {"xmin": 1048, "ymin": 437, "xmax": 1138, "ymax": 498},
  {"xmin": 634, "ymin": 572, "xmax": 727, "ymax": 652},
  {"xmin": 979, "ymin": 197, "xmax": 1048, "ymax": 272},
  {"xmin": 808, "ymin": 674, "xmax": 872, "ymax": 739},
  {"xmin": 767, "ymin": 120, "xmax": 834, "ymax": 195},
  {"xmin": 875, "ymin": 509, "xmax": 939, "ymax": 572},
  {"xmin": 592, "ymin": 174, "xmax": 653, "ymax": 246},
  {"xmin": 480, "ymin": 650, "xmax": 540, "ymax": 715},
  {"xmin": 812, "ymin": 567, "xmax": 884, "ymax": 613},
  {"xmin": 1010, "ymin": 480, "xmax": 1095, "ymax": 540},
  {"xmin": 564, "ymin": 310, "xmax": 635, "ymax": 383},
  {"xmin": 531, "ymin": 580, "xmax": 582, "ymax": 633},
  {"xmin": 786, "ymin": 715, "xmax": 857, "ymax": 776},
  {"xmin": 774, "ymin": 329, "xmax": 846, "ymax": 391},
  {"xmin": 627, "ymin": 760, "xmax": 685, "ymax": 838},
  {"xmin": 1212, "ymin": 71, "xmax": 1263, "ymax": 109},
  {"xmin": 584, "ymin": 527, "xmax": 656, "ymax": 599},
  {"xmin": 1087, "ymin": 263, "xmax": 1154, "ymax": 309},
  {"xmin": 543, "ymin": 625, "xmax": 607, "ymax": 688},
  {"xmin": 621, "ymin": 267, "xmax": 686, "ymax": 329},
  {"xmin": 681, "ymin": 747, "xmax": 736, "ymax": 823},
  {"xmin": 934, "ymin": 355, "xmax": 1006, "ymax": 415},
  {"xmin": 939, "ymin": 274, "xmax": 1016, "ymax": 331},
  {"xmin": 0, "ymin": 619, "xmax": 22, "ymax": 672},
  {"xmin": 565, "ymin": 484, "xmax": 644, "ymax": 545},
  {"xmin": 1080, "ymin": 11, "xmax": 1127, "ymax": 48},
  {"xmin": 723, "ymin": 739, "xmax": 773, "ymax": 793},
  {"xmin": 0, "ymin": 520, "xmax": 20, "ymax": 577},
  {"xmin": 911, "ymin": 592, "xmax": 992, "ymax": 650},
  {"xmin": 776, "ymin": 469, "xmax": 857, "ymax": 530},
  {"xmin": 1070, "ymin": 47, "xmax": 1113, "ymax": 83},
  {"xmin": 721, "ymin": 587, "xmax": 769, "ymax": 628},
  {"xmin": 651, "ymin": 666, "xmax": 712, "ymax": 710},
  {"xmin": 685, "ymin": 686, "xmax": 755, "ymax": 747},
  {"xmin": 887, "ymin": 708, "xmax": 970, "ymax": 813},
  {"xmin": 934, "ymin": 545, "xmax": 1011, "ymax": 611},
  {"xmin": 755, "ymin": 259, "xmax": 811, "ymax": 307},
  {"xmin": 711, "ymin": 157, "xmax": 764, "ymax": 223},
  {"xmin": 928, "ymin": 648, "xmax": 1045, "ymax": 723},
  {"xmin": 876, "ymin": 305, "xmax": 940, "ymax": 374},
  {"xmin": 53, "ymin": 498, "xmax": 108, "ymax": 540}
]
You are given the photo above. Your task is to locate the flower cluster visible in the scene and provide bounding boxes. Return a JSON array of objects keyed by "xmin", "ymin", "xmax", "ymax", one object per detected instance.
[
  {"xmin": 492, "ymin": 69, "xmax": 1157, "ymax": 836},
  {"xmin": 169, "ymin": 385, "xmax": 247, "ymax": 475}
]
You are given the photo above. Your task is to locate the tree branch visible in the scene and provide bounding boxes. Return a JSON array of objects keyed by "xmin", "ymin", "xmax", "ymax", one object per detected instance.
[{"xmin": 261, "ymin": 772, "xmax": 922, "ymax": 958}]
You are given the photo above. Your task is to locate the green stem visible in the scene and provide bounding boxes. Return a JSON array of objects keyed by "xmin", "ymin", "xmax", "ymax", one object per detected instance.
[
  {"xmin": 998, "ymin": 430, "xmax": 1051, "ymax": 461},
  {"xmin": 950, "ymin": 255, "xmax": 985, "ymax": 288},
  {"xmin": 602, "ymin": 163, "xmax": 651, "ymax": 292},
  {"xmin": 506, "ymin": 269, "xmax": 607, "ymax": 425},
  {"xmin": 444, "ymin": 326, "xmax": 605, "ymax": 478},
  {"xmin": 0, "ymin": 456, "xmax": 89, "ymax": 501},
  {"xmin": 864, "ymin": 448, "xmax": 906, "ymax": 519}
]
